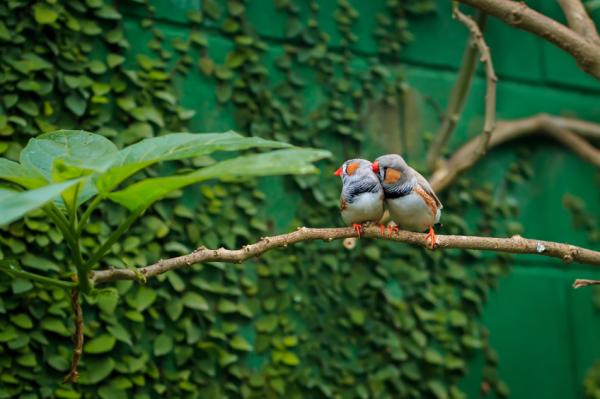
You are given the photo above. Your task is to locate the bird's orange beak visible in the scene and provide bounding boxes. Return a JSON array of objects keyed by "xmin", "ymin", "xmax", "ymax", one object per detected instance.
[
  {"xmin": 371, "ymin": 161, "xmax": 380, "ymax": 174},
  {"xmin": 334, "ymin": 167, "xmax": 342, "ymax": 176}
]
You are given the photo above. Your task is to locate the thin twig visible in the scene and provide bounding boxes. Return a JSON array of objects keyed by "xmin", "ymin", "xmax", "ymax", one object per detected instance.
[
  {"xmin": 453, "ymin": 7, "xmax": 497, "ymax": 158},
  {"xmin": 63, "ymin": 289, "xmax": 84, "ymax": 384},
  {"xmin": 558, "ymin": 0, "xmax": 600, "ymax": 45},
  {"xmin": 429, "ymin": 113, "xmax": 600, "ymax": 192},
  {"xmin": 573, "ymin": 279, "xmax": 600, "ymax": 288},
  {"xmin": 427, "ymin": 12, "xmax": 487, "ymax": 171},
  {"xmin": 456, "ymin": 0, "xmax": 600, "ymax": 80},
  {"xmin": 89, "ymin": 226, "xmax": 600, "ymax": 284}
]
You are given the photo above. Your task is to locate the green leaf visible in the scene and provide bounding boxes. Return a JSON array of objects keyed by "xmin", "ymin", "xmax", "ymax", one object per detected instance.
[
  {"xmin": 126, "ymin": 286, "xmax": 157, "ymax": 311},
  {"xmin": 20, "ymin": 130, "xmax": 118, "ymax": 181},
  {"xmin": 10, "ymin": 313, "xmax": 33, "ymax": 329},
  {"xmin": 428, "ymin": 380, "xmax": 448, "ymax": 399},
  {"xmin": 230, "ymin": 335, "xmax": 253, "ymax": 351},
  {"xmin": 0, "ymin": 180, "xmax": 80, "ymax": 226},
  {"xmin": 107, "ymin": 323, "xmax": 132, "ymax": 346},
  {"xmin": 217, "ymin": 299, "xmax": 237, "ymax": 313},
  {"xmin": 65, "ymin": 93, "xmax": 87, "ymax": 116},
  {"xmin": 0, "ymin": 159, "xmax": 46, "ymax": 188},
  {"xmin": 108, "ymin": 148, "xmax": 330, "ymax": 211},
  {"xmin": 107, "ymin": 54, "xmax": 125, "ymax": 68},
  {"xmin": 279, "ymin": 351, "xmax": 300, "ymax": 366},
  {"xmin": 154, "ymin": 333, "xmax": 174, "ymax": 356},
  {"xmin": 181, "ymin": 292, "xmax": 209, "ymax": 311},
  {"xmin": 96, "ymin": 131, "xmax": 291, "ymax": 193},
  {"xmin": 348, "ymin": 308, "xmax": 365, "ymax": 325},
  {"xmin": 424, "ymin": 348, "xmax": 444, "ymax": 365},
  {"xmin": 78, "ymin": 358, "xmax": 115, "ymax": 384},
  {"xmin": 40, "ymin": 318, "xmax": 70, "ymax": 336},
  {"xmin": 33, "ymin": 3, "xmax": 59, "ymax": 24},
  {"xmin": 85, "ymin": 334, "xmax": 117, "ymax": 354},
  {"xmin": 96, "ymin": 288, "xmax": 119, "ymax": 314}
]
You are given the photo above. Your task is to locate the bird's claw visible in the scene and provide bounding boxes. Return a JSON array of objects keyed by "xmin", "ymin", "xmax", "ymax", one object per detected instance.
[
  {"xmin": 387, "ymin": 225, "xmax": 399, "ymax": 237},
  {"xmin": 424, "ymin": 226, "xmax": 437, "ymax": 250},
  {"xmin": 352, "ymin": 223, "xmax": 363, "ymax": 237}
]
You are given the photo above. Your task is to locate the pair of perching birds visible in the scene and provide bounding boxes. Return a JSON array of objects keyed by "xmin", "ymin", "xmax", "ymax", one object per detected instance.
[{"xmin": 334, "ymin": 154, "xmax": 442, "ymax": 248}]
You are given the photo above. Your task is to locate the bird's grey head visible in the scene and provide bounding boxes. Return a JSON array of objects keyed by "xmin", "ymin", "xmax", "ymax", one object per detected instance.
[
  {"xmin": 334, "ymin": 158, "xmax": 375, "ymax": 183},
  {"xmin": 372, "ymin": 154, "xmax": 413, "ymax": 188}
]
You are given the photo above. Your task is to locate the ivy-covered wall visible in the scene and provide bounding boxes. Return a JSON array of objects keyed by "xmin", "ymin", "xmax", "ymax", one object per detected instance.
[{"xmin": 0, "ymin": 0, "xmax": 599, "ymax": 398}]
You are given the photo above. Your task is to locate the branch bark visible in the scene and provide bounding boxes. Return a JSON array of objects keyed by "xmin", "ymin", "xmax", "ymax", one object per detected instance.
[
  {"xmin": 63, "ymin": 289, "xmax": 83, "ymax": 384},
  {"xmin": 429, "ymin": 113, "xmax": 600, "ymax": 192},
  {"xmin": 558, "ymin": 0, "xmax": 600, "ymax": 45},
  {"xmin": 456, "ymin": 0, "xmax": 600, "ymax": 80},
  {"xmin": 453, "ymin": 7, "xmax": 498, "ymax": 159},
  {"xmin": 573, "ymin": 278, "xmax": 600, "ymax": 288},
  {"xmin": 90, "ymin": 226, "xmax": 600, "ymax": 284}
]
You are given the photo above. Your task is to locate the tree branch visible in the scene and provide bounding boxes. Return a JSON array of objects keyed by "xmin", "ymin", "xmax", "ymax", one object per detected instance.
[
  {"xmin": 456, "ymin": 0, "xmax": 600, "ymax": 80},
  {"xmin": 429, "ymin": 113, "xmax": 600, "ymax": 192},
  {"xmin": 573, "ymin": 278, "xmax": 600, "ymax": 288},
  {"xmin": 558, "ymin": 0, "xmax": 600, "ymax": 45},
  {"xmin": 90, "ymin": 226, "xmax": 600, "ymax": 284},
  {"xmin": 63, "ymin": 289, "xmax": 83, "ymax": 384},
  {"xmin": 427, "ymin": 12, "xmax": 487, "ymax": 171},
  {"xmin": 453, "ymin": 7, "xmax": 498, "ymax": 159}
]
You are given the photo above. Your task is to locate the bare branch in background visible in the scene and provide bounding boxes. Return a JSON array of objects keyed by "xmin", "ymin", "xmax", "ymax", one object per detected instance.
[
  {"xmin": 429, "ymin": 113, "xmax": 600, "ymax": 192},
  {"xmin": 456, "ymin": 0, "xmax": 600, "ymax": 80},
  {"xmin": 452, "ymin": 7, "xmax": 498, "ymax": 159},
  {"xmin": 573, "ymin": 279, "xmax": 600, "ymax": 288},
  {"xmin": 427, "ymin": 12, "xmax": 487, "ymax": 171},
  {"xmin": 90, "ymin": 226, "xmax": 600, "ymax": 284},
  {"xmin": 558, "ymin": 0, "xmax": 600, "ymax": 45}
]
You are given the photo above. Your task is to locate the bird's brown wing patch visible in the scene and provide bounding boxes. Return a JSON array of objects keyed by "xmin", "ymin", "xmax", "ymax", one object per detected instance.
[
  {"xmin": 384, "ymin": 168, "xmax": 402, "ymax": 184},
  {"xmin": 346, "ymin": 162, "xmax": 359, "ymax": 176},
  {"xmin": 414, "ymin": 185, "xmax": 437, "ymax": 217},
  {"xmin": 340, "ymin": 197, "xmax": 347, "ymax": 211},
  {"xmin": 412, "ymin": 168, "xmax": 443, "ymax": 209}
]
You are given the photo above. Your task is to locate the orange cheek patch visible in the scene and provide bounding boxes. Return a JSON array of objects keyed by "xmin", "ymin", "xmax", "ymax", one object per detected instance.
[
  {"xmin": 346, "ymin": 162, "xmax": 360, "ymax": 176},
  {"xmin": 384, "ymin": 168, "xmax": 402, "ymax": 184}
]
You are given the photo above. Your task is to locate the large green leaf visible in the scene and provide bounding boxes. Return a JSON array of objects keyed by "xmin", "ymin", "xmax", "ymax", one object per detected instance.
[
  {"xmin": 20, "ymin": 130, "xmax": 118, "ymax": 181},
  {"xmin": 0, "ymin": 180, "xmax": 80, "ymax": 226},
  {"xmin": 108, "ymin": 148, "xmax": 330, "ymax": 211},
  {"xmin": 0, "ymin": 159, "xmax": 46, "ymax": 189},
  {"xmin": 96, "ymin": 131, "xmax": 291, "ymax": 193},
  {"xmin": 19, "ymin": 130, "xmax": 118, "ymax": 206}
]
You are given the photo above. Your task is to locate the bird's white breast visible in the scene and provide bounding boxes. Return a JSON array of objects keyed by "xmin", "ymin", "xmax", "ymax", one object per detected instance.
[
  {"xmin": 386, "ymin": 192, "xmax": 440, "ymax": 232},
  {"xmin": 341, "ymin": 191, "xmax": 384, "ymax": 225}
]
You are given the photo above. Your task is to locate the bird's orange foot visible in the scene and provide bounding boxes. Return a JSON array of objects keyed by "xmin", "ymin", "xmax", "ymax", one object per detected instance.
[
  {"xmin": 387, "ymin": 225, "xmax": 399, "ymax": 237},
  {"xmin": 379, "ymin": 224, "xmax": 386, "ymax": 236},
  {"xmin": 352, "ymin": 223, "xmax": 363, "ymax": 237},
  {"xmin": 424, "ymin": 226, "xmax": 437, "ymax": 250}
]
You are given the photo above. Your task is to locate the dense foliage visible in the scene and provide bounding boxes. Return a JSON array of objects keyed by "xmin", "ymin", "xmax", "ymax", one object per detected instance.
[{"xmin": 0, "ymin": 0, "xmax": 537, "ymax": 398}]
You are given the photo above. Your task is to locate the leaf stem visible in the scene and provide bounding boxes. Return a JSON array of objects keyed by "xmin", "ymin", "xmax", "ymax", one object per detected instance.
[
  {"xmin": 76, "ymin": 195, "xmax": 102, "ymax": 235},
  {"xmin": 83, "ymin": 208, "xmax": 144, "ymax": 271},
  {"xmin": 0, "ymin": 261, "xmax": 77, "ymax": 289},
  {"xmin": 44, "ymin": 205, "xmax": 90, "ymax": 292},
  {"xmin": 68, "ymin": 184, "xmax": 80, "ymax": 229}
]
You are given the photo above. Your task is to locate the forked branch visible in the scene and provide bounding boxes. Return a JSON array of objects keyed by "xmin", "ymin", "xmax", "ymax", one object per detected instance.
[
  {"xmin": 427, "ymin": 11, "xmax": 487, "ymax": 170},
  {"xmin": 429, "ymin": 113, "xmax": 600, "ymax": 192},
  {"xmin": 453, "ymin": 7, "xmax": 497, "ymax": 159},
  {"xmin": 456, "ymin": 0, "xmax": 600, "ymax": 80},
  {"xmin": 558, "ymin": 0, "xmax": 600, "ymax": 45}
]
